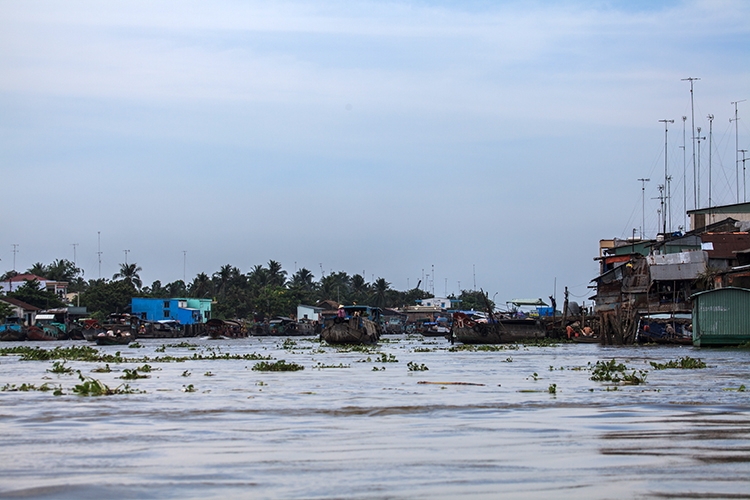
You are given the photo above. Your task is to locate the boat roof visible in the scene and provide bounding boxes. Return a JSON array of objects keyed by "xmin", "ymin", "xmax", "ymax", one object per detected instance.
[{"xmin": 509, "ymin": 298, "xmax": 548, "ymax": 307}]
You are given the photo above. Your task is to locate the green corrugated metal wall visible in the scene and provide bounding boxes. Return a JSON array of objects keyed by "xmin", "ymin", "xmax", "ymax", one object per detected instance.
[{"xmin": 692, "ymin": 287, "xmax": 750, "ymax": 346}]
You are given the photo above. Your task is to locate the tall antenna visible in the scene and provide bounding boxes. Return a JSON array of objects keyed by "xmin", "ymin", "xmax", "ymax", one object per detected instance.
[
  {"xmin": 659, "ymin": 119, "xmax": 674, "ymax": 233},
  {"xmin": 695, "ymin": 127, "xmax": 706, "ymax": 210},
  {"xmin": 637, "ymin": 178, "xmax": 650, "ymax": 238},
  {"xmin": 431, "ymin": 264, "xmax": 435, "ymax": 295},
  {"xmin": 708, "ymin": 114, "xmax": 714, "ymax": 209},
  {"xmin": 741, "ymin": 149, "xmax": 749, "ymax": 202},
  {"xmin": 682, "ymin": 77, "xmax": 700, "ymax": 209},
  {"xmin": 11, "ymin": 244, "xmax": 19, "ymax": 271},
  {"xmin": 123, "ymin": 249, "xmax": 130, "ymax": 265},
  {"xmin": 472, "ymin": 264, "xmax": 476, "ymax": 291},
  {"xmin": 681, "ymin": 116, "xmax": 687, "ymax": 229},
  {"xmin": 731, "ymin": 100, "xmax": 746, "ymax": 203},
  {"xmin": 97, "ymin": 231, "xmax": 102, "ymax": 279},
  {"xmin": 71, "ymin": 243, "xmax": 78, "ymax": 267},
  {"xmin": 183, "ymin": 250, "xmax": 187, "ymax": 283}
]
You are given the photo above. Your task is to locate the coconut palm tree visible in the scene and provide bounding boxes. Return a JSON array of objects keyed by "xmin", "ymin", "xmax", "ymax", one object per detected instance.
[
  {"xmin": 371, "ymin": 278, "xmax": 391, "ymax": 308},
  {"xmin": 113, "ymin": 262, "xmax": 143, "ymax": 290},
  {"xmin": 266, "ymin": 260, "xmax": 287, "ymax": 287}
]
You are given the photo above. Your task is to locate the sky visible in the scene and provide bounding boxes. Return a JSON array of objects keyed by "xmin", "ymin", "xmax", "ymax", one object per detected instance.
[{"xmin": 1, "ymin": 0, "xmax": 749, "ymax": 306}]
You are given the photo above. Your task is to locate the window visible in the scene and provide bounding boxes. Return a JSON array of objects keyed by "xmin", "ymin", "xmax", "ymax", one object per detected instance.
[
  {"xmin": 163, "ymin": 310, "xmax": 170, "ymax": 318},
  {"xmin": 163, "ymin": 301, "xmax": 170, "ymax": 308}
]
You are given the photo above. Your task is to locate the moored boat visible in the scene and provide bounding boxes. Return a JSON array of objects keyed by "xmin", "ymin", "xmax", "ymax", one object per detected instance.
[
  {"xmin": 451, "ymin": 311, "xmax": 546, "ymax": 344},
  {"xmin": 95, "ymin": 331, "xmax": 134, "ymax": 345},
  {"xmin": 321, "ymin": 305, "xmax": 382, "ymax": 345}
]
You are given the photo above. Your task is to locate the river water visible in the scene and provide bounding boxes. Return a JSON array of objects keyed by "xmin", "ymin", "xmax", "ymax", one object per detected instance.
[{"xmin": 1, "ymin": 336, "xmax": 749, "ymax": 499}]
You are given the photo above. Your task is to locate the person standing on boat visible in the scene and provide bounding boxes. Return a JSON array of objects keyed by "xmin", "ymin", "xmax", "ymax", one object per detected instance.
[{"xmin": 337, "ymin": 306, "xmax": 346, "ymax": 319}]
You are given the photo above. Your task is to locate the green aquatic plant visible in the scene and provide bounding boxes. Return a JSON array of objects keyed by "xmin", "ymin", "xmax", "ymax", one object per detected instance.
[
  {"xmin": 252, "ymin": 360, "xmax": 304, "ymax": 372},
  {"xmin": 590, "ymin": 359, "xmax": 647, "ymax": 385},
  {"xmin": 128, "ymin": 342, "xmax": 144, "ymax": 348},
  {"xmin": 91, "ymin": 364, "xmax": 112, "ymax": 373},
  {"xmin": 182, "ymin": 384, "xmax": 196, "ymax": 392},
  {"xmin": 413, "ymin": 347, "xmax": 433, "ymax": 353},
  {"xmin": 204, "ymin": 371, "xmax": 215, "ymax": 377},
  {"xmin": 181, "ymin": 370, "xmax": 191, "ymax": 377},
  {"xmin": 548, "ymin": 383, "xmax": 557, "ymax": 394},
  {"xmin": 313, "ymin": 362, "xmax": 351, "ymax": 369},
  {"xmin": 407, "ymin": 361, "xmax": 429, "ymax": 372},
  {"xmin": 120, "ymin": 368, "xmax": 149, "ymax": 380},
  {"xmin": 649, "ymin": 356, "xmax": 706, "ymax": 370},
  {"xmin": 2, "ymin": 382, "xmax": 56, "ymax": 392},
  {"xmin": 73, "ymin": 371, "xmax": 143, "ymax": 396},
  {"xmin": 47, "ymin": 361, "xmax": 74, "ymax": 374}
]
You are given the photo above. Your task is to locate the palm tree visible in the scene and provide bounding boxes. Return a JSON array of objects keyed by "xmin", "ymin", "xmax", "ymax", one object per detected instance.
[
  {"xmin": 189, "ymin": 272, "xmax": 213, "ymax": 298},
  {"xmin": 27, "ymin": 262, "xmax": 48, "ymax": 277},
  {"xmin": 213, "ymin": 264, "xmax": 234, "ymax": 298},
  {"xmin": 113, "ymin": 262, "xmax": 143, "ymax": 290},
  {"xmin": 267, "ymin": 260, "xmax": 287, "ymax": 287},
  {"xmin": 290, "ymin": 268, "xmax": 315, "ymax": 291},
  {"xmin": 371, "ymin": 278, "xmax": 391, "ymax": 308}
]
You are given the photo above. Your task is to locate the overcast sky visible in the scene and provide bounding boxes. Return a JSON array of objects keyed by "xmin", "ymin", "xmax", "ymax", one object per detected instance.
[{"xmin": 2, "ymin": 0, "xmax": 749, "ymax": 305}]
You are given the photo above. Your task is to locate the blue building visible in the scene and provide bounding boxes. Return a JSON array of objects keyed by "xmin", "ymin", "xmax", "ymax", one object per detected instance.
[{"xmin": 131, "ymin": 298, "xmax": 212, "ymax": 325}]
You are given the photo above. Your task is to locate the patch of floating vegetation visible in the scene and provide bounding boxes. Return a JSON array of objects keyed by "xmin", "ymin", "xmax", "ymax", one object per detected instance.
[
  {"xmin": 649, "ymin": 356, "xmax": 706, "ymax": 370},
  {"xmin": 47, "ymin": 361, "xmax": 74, "ymax": 374},
  {"xmin": 73, "ymin": 371, "xmax": 144, "ymax": 396},
  {"xmin": 128, "ymin": 342, "xmax": 144, "ymax": 348},
  {"xmin": 0, "ymin": 345, "xmax": 272, "ymax": 363},
  {"xmin": 333, "ymin": 344, "xmax": 380, "ymax": 354},
  {"xmin": 120, "ymin": 368, "xmax": 149, "ymax": 380},
  {"xmin": 2, "ymin": 382, "xmax": 59, "ymax": 393},
  {"xmin": 252, "ymin": 360, "xmax": 304, "ymax": 372},
  {"xmin": 548, "ymin": 383, "xmax": 557, "ymax": 394},
  {"xmin": 519, "ymin": 338, "xmax": 564, "ymax": 347},
  {"xmin": 413, "ymin": 347, "xmax": 434, "ymax": 353},
  {"xmin": 313, "ymin": 362, "xmax": 350, "ymax": 369},
  {"xmin": 407, "ymin": 361, "xmax": 428, "ymax": 372},
  {"xmin": 590, "ymin": 359, "xmax": 648, "ymax": 385},
  {"xmin": 92, "ymin": 364, "xmax": 112, "ymax": 373},
  {"xmin": 449, "ymin": 344, "xmax": 520, "ymax": 352}
]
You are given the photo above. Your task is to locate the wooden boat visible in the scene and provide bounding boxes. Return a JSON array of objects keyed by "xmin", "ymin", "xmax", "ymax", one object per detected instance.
[
  {"xmin": 26, "ymin": 325, "xmax": 58, "ymax": 341},
  {"xmin": 0, "ymin": 318, "xmax": 26, "ymax": 341},
  {"xmin": 637, "ymin": 314, "xmax": 692, "ymax": 345},
  {"xmin": 95, "ymin": 332, "xmax": 134, "ymax": 345},
  {"xmin": 451, "ymin": 312, "xmax": 546, "ymax": 344},
  {"xmin": 320, "ymin": 306, "xmax": 382, "ymax": 345}
]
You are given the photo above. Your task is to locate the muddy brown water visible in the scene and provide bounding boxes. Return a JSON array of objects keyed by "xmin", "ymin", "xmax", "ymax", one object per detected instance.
[{"xmin": 1, "ymin": 337, "xmax": 748, "ymax": 499}]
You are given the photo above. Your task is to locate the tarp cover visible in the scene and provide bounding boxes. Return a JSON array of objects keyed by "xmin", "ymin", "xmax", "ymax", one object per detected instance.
[{"xmin": 509, "ymin": 298, "xmax": 548, "ymax": 306}]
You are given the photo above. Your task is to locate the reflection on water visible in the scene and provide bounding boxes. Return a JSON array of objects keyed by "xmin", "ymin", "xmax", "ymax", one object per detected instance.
[{"xmin": 1, "ymin": 337, "xmax": 749, "ymax": 499}]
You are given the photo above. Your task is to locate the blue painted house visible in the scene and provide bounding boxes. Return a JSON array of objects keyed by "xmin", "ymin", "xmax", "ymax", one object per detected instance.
[{"xmin": 131, "ymin": 298, "xmax": 212, "ymax": 325}]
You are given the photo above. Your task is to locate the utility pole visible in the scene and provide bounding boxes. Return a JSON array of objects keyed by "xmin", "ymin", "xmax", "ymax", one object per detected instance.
[
  {"xmin": 683, "ymin": 77, "xmax": 700, "ymax": 209},
  {"xmin": 659, "ymin": 119, "xmax": 674, "ymax": 233},
  {"xmin": 473, "ymin": 264, "xmax": 476, "ymax": 291},
  {"xmin": 183, "ymin": 251, "xmax": 187, "ymax": 284},
  {"xmin": 731, "ymin": 100, "xmax": 746, "ymax": 203},
  {"xmin": 638, "ymin": 178, "xmax": 650, "ymax": 238},
  {"xmin": 657, "ymin": 185, "xmax": 666, "ymax": 234},
  {"xmin": 123, "ymin": 250, "xmax": 130, "ymax": 266},
  {"xmin": 71, "ymin": 243, "xmax": 78, "ymax": 267},
  {"xmin": 708, "ymin": 114, "xmax": 714, "ymax": 209}
]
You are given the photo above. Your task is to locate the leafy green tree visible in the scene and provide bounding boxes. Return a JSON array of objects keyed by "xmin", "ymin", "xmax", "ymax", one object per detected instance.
[
  {"xmin": 371, "ymin": 278, "xmax": 391, "ymax": 308},
  {"xmin": 0, "ymin": 299, "xmax": 14, "ymax": 320},
  {"xmin": 457, "ymin": 290, "xmax": 495, "ymax": 312},
  {"xmin": 144, "ymin": 280, "xmax": 169, "ymax": 298},
  {"xmin": 7, "ymin": 279, "xmax": 65, "ymax": 309},
  {"xmin": 189, "ymin": 272, "xmax": 213, "ymax": 298},
  {"xmin": 319, "ymin": 272, "xmax": 351, "ymax": 303},
  {"xmin": 266, "ymin": 260, "xmax": 287, "ymax": 287},
  {"xmin": 78, "ymin": 279, "xmax": 135, "ymax": 316},
  {"xmin": 113, "ymin": 263, "xmax": 143, "ymax": 290},
  {"xmin": 27, "ymin": 262, "xmax": 48, "ymax": 276}
]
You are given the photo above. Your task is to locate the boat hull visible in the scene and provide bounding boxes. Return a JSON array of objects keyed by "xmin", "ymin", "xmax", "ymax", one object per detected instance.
[
  {"xmin": 321, "ymin": 317, "xmax": 380, "ymax": 345},
  {"xmin": 452, "ymin": 319, "xmax": 546, "ymax": 344}
]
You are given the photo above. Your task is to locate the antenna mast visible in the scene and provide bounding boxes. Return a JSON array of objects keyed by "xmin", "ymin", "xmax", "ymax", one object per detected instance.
[
  {"xmin": 97, "ymin": 231, "xmax": 102, "ymax": 279},
  {"xmin": 637, "ymin": 178, "xmax": 650, "ymax": 238},
  {"xmin": 11, "ymin": 244, "xmax": 19, "ymax": 271},
  {"xmin": 708, "ymin": 115, "xmax": 714, "ymax": 209},
  {"xmin": 681, "ymin": 116, "xmax": 687, "ymax": 229},
  {"xmin": 683, "ymin": 77, "xmax": 700, "ymax": 209},
  {"xmin": 659, "ymin": 119, "xmax": 674, "ymax": 233},
  {"xmin": 731, "ymin": 100, "xmax": 746, "ymax": 203},
  {"xmin": 695, "ymin": 128, "xmax": 706, "ymax": 211}
]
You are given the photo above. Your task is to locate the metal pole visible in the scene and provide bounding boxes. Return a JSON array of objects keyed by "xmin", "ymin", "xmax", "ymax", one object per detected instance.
[
  {"xmin": 659, "ymin": 119, "xmax": 674, "ymax": 233},
  {"xmin": 682, "ymin": 116, "xmax": 687, "ymax": 229},
  {"xmin": 683, "ymin": 78, "xmax": 700, "ymax": 209},
  {"xmin": 695, "ymin": 128, "xmax": 706, "ymax": 212},
  {"xmin": 638, "ymin": 178, "xmax": 650, "ymax": 238},
  {"xmin": 742, "ymin": 150, "xmax": 749, "ymax": 202},
  {"xmin": 708, "ymin": 115, "xmax": 714, "ymax": 209},
  {"xmin": 731, "ymin": 100, "xmax": 746, "ymax": 203}
]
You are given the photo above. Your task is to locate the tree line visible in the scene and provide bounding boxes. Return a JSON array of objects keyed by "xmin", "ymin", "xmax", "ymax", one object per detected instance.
[{"xmin": 1, "ymin": 259, "xmax": 495, "ymax": 320}]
